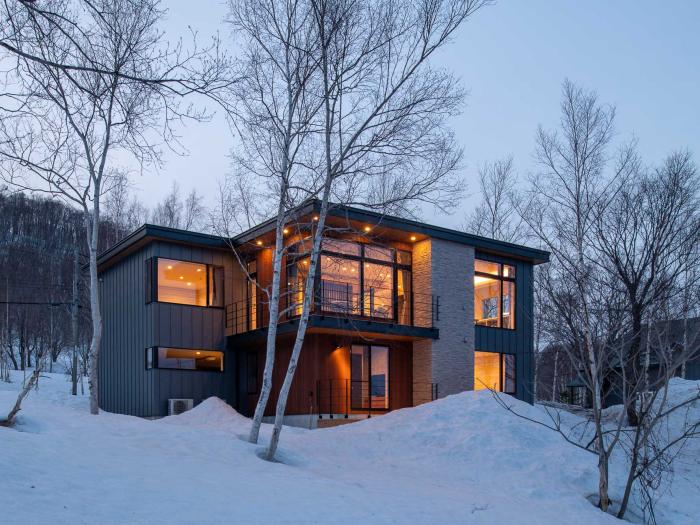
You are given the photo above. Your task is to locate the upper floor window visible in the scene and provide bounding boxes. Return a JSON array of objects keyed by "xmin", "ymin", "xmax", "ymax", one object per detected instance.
[
  {"xmin": 285, "ymin": 238, "xmax": 412, "ymax": 323},
  {"xmin": 474, "ymin": 259, "xmax": 515, "ymax": 329},
  {"xmin": 146, "ymin": 257, "xmax": 224, "ymax": 307}
]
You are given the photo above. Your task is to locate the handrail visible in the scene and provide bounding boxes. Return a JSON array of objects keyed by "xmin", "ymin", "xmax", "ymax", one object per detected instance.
[
  {"xmin": 226, "ymin": 283, "xmax": 439, "ymax": 334},
  {"xmin": 315, "ymin": 378, "xmax": 438, "ymax": 419}
]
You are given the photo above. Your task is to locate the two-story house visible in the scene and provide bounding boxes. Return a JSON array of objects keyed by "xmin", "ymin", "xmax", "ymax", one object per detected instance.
[{"xmin": 97, "ymin": 200, "xmax": 549, "ymax": 425}]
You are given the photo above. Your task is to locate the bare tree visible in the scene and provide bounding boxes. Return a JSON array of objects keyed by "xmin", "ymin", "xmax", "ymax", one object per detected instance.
[
  {"xmin": 0, "ymin": 0, "xmax": 228, "ymax": 415},
  {"xmin": 594, "ymin": 151, "xmax": 700, "ymax": 426},
  {"xmin": 265, "ymin": 0, "xmax": 486, "ymax": 461},
  {"xmin": 519, "ymin": 79, "xmax": 637, "ymax": 511},
  {"xmin": 464, "ymin": 156, "xmax": 524, "ymax": 242},
  {"xmin": 150, "ymin": 182, "xmax": 206, "ymax": 230},
  {"xmin": 0, "ymin": 344, "xmax": 49, "ymax": 426},
  {"xmin": 224, "ymin": 0, "xmax": 322, "ymax": 445}
]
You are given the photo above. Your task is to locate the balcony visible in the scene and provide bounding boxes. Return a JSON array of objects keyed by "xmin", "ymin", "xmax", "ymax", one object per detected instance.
[{"xmin": 226, "ymin": 283, "xmax": 439, "ymax": 338}]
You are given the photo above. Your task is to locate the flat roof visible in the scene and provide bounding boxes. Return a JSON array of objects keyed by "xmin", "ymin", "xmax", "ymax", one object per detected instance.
[{"xmin": 97, "ymin": 200, "xmax": 549, "ymax": 270}]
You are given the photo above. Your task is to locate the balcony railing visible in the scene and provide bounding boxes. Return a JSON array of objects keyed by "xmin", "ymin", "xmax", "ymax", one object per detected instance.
[
  {"xmin": 316, "ymin": 378, "xmax": 438, "ymax": 418},
  {"xmin": 226, "ymin": 283, "xmax": 439, "ymax": 335}
]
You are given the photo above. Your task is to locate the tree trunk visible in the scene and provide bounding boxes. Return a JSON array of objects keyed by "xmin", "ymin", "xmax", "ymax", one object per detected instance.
[
  {"xmin": 265, "ymin": 196, "xmax": 329, "ymax": 461},
  {"xmin": 85, "ymin": 209, "xmax": 102, "ymax": 415},
  {"xmin": 71, "ymin": 237, "xmax": 79, "ymax": 396},
  {"xmin": 1, "ymin": 358, "xmax": 44, "ymax": 426},
  {"xmin": 248, "ymin": 206, "xmax": 287, "ymax": 444}
]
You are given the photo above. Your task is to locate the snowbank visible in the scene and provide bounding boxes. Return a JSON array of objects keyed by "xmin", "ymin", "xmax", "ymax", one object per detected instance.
[{"xmin": 1, "ymin": 370, "xmax": 697, "ymax": 524}]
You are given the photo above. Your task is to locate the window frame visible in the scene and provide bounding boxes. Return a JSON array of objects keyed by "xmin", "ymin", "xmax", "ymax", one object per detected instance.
[
  {"xmin": 145, "ymin": 346, "xmax": 225, "ymax": 373},
  {"xmin": 474, "ymin": 258, "xmax": 516, "ymax": 330},
  {"xmin": 474, "ymin": 350, "xmax": 517, "ymax": 395},
  {"xmin": 314, "ymin": 238, "xmax": 413, "ymax": 324},
  {"xmin": 148, "ymin": 257, "xmax": 225, "ymax": 309},
  {"xmin": 350, "ymin": 343, "xmax": 391, "ymax": 411}
]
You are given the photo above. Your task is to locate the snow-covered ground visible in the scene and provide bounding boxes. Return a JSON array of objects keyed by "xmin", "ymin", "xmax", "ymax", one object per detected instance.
[{"xmin": 1, "ymin": 371, "xmax": 698, "ymax": 525}]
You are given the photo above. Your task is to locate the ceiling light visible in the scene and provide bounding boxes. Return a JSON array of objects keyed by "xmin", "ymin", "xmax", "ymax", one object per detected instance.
[
  {"xmin": 364, "ymin": 226, "xmax": 371, "ymax": 232},
  {"xmin": 283, "ymin": 228, "xmax": 289, "ymax": 234},
  {"xmin": 187, "ymin": 282, "xmax": 192, "ymax": 286},
  {"xmin": 256, "ymin": 240, "xmax": 263, "ymax": 246},
  {"xmin": 179, "ymin": 276, "xmax": 184, "ymax": 280},
  {"xmin": 196, "ymin": 351, "xmax": 201, "ymax": 355},
  {"xmin": 410, "ymin": 235, "xmax": 417, "ymax": 241},
  {"xmin": 313, "ymin": 216, "xmax": 319, "ymax": 221},
  {"xmin": 196, "ymin": 268, "xmax": 202, "ymax": 272},
  {"xmin": 167, "ymin": 265, "xmax": 173, "ymax": 270}
]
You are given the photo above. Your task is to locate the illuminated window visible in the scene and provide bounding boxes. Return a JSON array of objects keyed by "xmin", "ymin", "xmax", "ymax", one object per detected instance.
[
  {"xmin": 320, "ymin": 255, "xmax": 361, "ymax": 314},
  {"xmin": 149, "ymin": 258, "xmax": 224, "ymax": 307},
  {"xmin": 474, "ymin": 259, "xmax": 516, "ymax": 329},
  {"xmin": 147, "ymin": 347, "xmax": 224, "ymax": 372},
  {"xmin": 351, "ymin": 345, "xmax": 389, "ymax": 410},
  {"xmin": 474, "ymin": 351, "xmax": 515, "ymax": 394},
  {"xmin": 363, "ymin": 262, "xmax": 393, "ymax": 318}
]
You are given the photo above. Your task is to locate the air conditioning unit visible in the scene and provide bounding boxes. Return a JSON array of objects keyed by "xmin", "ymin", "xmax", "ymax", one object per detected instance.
[{"xmin": 168, "ymin": 398, "xmax": 194, "ymax": 415}]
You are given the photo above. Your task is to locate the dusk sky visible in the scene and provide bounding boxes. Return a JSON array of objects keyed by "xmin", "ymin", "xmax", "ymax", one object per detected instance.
[{"xmin": 134, "ymin": 0, "xmax": 700, "ymax": 229}]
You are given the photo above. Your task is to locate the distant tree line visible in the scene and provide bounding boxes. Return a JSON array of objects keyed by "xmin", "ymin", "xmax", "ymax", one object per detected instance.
[{"xmin": 0, "ymin": 184, "xmax": 209, "ymax": 383}]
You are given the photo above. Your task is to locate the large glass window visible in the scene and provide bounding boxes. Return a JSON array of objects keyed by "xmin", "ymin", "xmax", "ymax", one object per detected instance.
[
  {"xmin": 286, "ymin": 256, "xmax": 310, "ymax": 317},
  {"xmin": 363, "ymin": 262, "xmax": 393, "ymax": 318},
  {"xmin": 148, "ymin": 347, "xmax": 224, "ymax": 372},
  {"xmin": 474, "ymin": 351, "xmax": 515, "ymax": 394},
  {"xmin": 154, "ymin": 258, "xmax": 224, "ymax": 307},
  {"xmin": 397, "ymin": 269, "xmax": 411, "ymax": 325},
  {"xmin": 351, "ymin": 345, "xmax": 389, "ymax": 410},
  {"xmin": 316, "ymin": 238, "xmax": 412, "ymax": 324},
  {"xmin": 474, "ymin": 259, "xmax": 516, "ymax": 329},
  {"xmin": 320, "ymin": 255, "xmax": 361, "ymax": 314}
]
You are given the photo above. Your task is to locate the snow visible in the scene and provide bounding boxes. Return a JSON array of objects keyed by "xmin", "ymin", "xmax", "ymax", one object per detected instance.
[{"xmin": 1, "ymin": 371, "xmax": 698, "ymax": 525}]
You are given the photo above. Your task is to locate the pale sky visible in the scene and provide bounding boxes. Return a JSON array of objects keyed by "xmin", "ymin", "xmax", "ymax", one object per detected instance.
[{"xmin": 131, "ymin": 0, "xmax": 700, "ymax": 229}]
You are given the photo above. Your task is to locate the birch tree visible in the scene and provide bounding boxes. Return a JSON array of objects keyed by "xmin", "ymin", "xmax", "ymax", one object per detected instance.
[
  {"xmin": 0, "ymin": 0, "xmax": 231, "ymax": 414},
  {"xmin": 594, "ymin": 151, "xmax": 700, "ymax": 425},
  {"xmin": 225, "ymin": 0, "xmax": 322, "ymax": 444},
  {"xmin": 519, "ymin": 79, "xmax": 637, "ymax": 511},
  {"xmin": 464, "ymin": 156, "xmax": 524, "ymax": 242},
  {"xmin": 265, "ymin": 0, "xmax": 486, "ymax": 461}
]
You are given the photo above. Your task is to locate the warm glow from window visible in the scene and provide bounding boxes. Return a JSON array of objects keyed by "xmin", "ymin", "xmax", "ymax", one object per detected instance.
[
  {"xmin": 474, "ymin": 351, "xmax": 501, "ymax": 390},
  {"xmin": 158, "ymin": 259, "xmax": 207, "ymax": 306},
  {"xmin": 474, "ymin": 351, "xmax": 516, "ymax": 393},
  {"xmin": 155, "ymin": 347, "xmax": 223, "ymax": 371},
  {"xmin": 474, "ymin": 259, "xmax": 516, "ymax": 329}
]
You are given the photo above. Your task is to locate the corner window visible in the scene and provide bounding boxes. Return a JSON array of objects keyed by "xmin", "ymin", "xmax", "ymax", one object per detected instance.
[
  {"xmin": 474, "ymin": 351, "xmax": 515, "ymax": 394},
  {"xmin": 474, "ymin": 259, "xmax": 516, "ymax": 329},
  {"xmin": 148, "ymin": 258, "xmax": 224, "ymax": 307},
  {"xmin": 146, "ymin": 346, "xmax": 224, "ymax": 372}
]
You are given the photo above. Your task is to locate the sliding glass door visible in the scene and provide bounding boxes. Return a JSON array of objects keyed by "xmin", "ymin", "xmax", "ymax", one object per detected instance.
[{"xmin": 350, "ymin": 345, "xmax": 389, "ymax": 410}]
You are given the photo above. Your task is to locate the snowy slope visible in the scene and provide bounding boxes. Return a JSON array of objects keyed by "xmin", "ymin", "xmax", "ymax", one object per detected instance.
[{"xmin": 1, "ymin": 371, "xmax": 698, "ymax": 525}]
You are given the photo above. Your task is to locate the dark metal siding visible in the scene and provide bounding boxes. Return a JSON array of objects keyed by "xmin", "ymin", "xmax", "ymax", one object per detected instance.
[
  {"xmin": 474, "ymin": 252, "xmax": 535, "ymax": 404},
  {"xmin": 99, "ymin": 241, "xmax": 236, "ymax": 417}
]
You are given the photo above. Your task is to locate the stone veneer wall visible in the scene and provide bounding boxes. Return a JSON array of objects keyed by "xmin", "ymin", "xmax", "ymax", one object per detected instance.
[
  {"xmin": 412, "ymin": 238, "xmax": 474, "ymax": 404},
  {"xmin": 412, "ymin": 239, "xmax": 433, "ymax": 404}
]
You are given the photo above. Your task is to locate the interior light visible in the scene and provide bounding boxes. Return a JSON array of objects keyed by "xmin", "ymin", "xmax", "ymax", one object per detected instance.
[
  {"xmin": 364, "ymin": 226, "xmax": 371, "ymax": 232},
  {"xmin": 167, "ymin": 265, "xmax": 173, "ymax": 270},
  {"xmin": 256, "ymin": 240, "xmax": 263, "ymax": 246},
  {"xmin": 179, "ymin": 276, "xmax": 184, "ymax": 280},
  {"xmin": 196, "ymin": 351, "xmax": 201, "ymax": 355},
  {"xmin": 410, "ymin": 235, "xmax": 417, "ymax": 241},
  {"xmin": 187, "ymin": 282, "xmax": 192, "ymax": 286},
  {"xmin": 283, "ymin": 228, "xmax": 289, "ymax": 234},
  {"xmin": 313, "ymin": 216, "xmax": 319, "ymax": 221},
  {"xmin": 196, "ymin": 268, "xmax": 202, "ymax": 272}
]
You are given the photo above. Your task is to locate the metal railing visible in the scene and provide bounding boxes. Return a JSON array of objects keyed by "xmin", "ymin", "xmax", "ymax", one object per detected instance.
[
  {"xmin": 226, "ymin": 283, "xmax": 439, "ymax": 334},
  {"xmin": 315, "ymin": 379, "xmax": 439, "ymax": 418}
]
